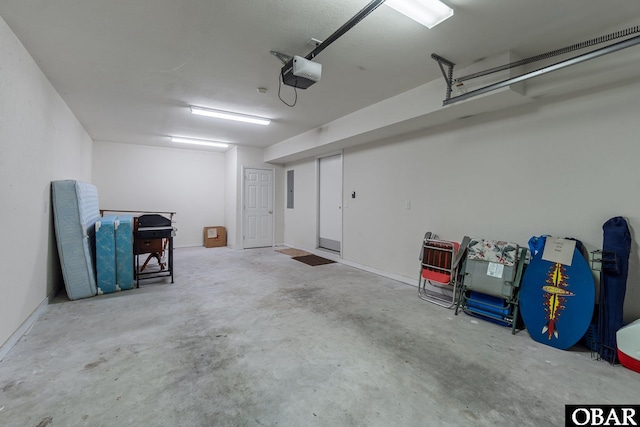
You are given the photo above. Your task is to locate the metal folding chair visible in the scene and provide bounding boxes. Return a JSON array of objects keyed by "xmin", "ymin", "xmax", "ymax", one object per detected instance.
[{"xmin": 418, "ymin": 232, "xmax": 470, "ymax": 308}]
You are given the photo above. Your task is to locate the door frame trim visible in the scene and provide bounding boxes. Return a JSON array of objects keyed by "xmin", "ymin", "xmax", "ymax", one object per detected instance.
[
  {"xmin": 241, "ymin": 166, "xmax": 276, "ymax": 249},
  {"xmin": 316, "ymin": 151, "xmax": 343, "ymax": 257}
]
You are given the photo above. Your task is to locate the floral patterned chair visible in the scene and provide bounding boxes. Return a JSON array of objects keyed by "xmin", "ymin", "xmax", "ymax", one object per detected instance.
[{"xmin": 455, "ymin": 238, "xmax": 528, "ymax": 334}]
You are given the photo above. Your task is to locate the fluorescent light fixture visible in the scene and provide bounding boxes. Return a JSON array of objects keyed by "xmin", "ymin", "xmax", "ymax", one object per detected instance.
[
  {"xmin": 171, "ymin": 137, "xmax": 229, "ymax": 148},
  {"xmin": 385, "ymin": 0, "xmax": 453, "ymax": 28},
  {"xmin": 190, "ymin": 106, "xmax": 271, "ymax": 126}
]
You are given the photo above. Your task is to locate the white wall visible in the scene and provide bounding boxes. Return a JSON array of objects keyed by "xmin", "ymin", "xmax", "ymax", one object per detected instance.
[
  {"xmin": 0, "ymin": 16, "xmax": 93, "ymax": 348},
  {"xmin": 285, "ymin": 78, "xmax": 640, "ymax": 322},
  {"xmin": 92, "ymin": 141, "xmax": 225, "ymax": 247}
]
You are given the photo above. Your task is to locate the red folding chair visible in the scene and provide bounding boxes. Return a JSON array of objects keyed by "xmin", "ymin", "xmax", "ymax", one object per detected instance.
[{"xmin": 418, "ymin": 232, "xmax": 469, "ymax": 308}]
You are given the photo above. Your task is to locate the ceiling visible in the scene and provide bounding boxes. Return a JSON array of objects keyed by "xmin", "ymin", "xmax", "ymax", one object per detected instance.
[{"xmin": 1, "ymin": 1, "xmax": 639, "ymax": 153}]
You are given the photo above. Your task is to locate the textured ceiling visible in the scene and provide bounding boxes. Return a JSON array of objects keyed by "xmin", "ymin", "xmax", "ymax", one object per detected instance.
[{"xmin": 1, "ymin": 0, "xmax": 639, "ymax": 152}]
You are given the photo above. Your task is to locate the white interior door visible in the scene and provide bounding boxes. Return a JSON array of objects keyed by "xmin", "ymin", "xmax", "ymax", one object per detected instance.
[
  {"xmin": 244, "ymin": 168, "xmax": 274, "ymax": 248},
  {"xmin": 319, "ymin": 154, "xmax": 342, "ymax": 252}
]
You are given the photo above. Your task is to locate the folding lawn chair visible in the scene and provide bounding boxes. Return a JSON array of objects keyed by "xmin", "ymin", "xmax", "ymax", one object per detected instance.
[
  {"xmin": 455, "ymin": 238, "xmax": 527, "ymax": 334},
  {"xmin": 418, "ymin": 232, "xmax": 470, "ymax": 308}
]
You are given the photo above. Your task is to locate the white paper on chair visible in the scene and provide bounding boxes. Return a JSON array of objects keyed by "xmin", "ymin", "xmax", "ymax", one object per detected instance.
[
  {"xmin": 542, "ymin": 236, "xmax": 576, "ymax": 266},
  {"xmin": 207, "ymin": 228, "xmax": 218, "ymax": 238},
  {"xmin": 486, "ymin": 262, "xmax": 504, "ymax": 278}
]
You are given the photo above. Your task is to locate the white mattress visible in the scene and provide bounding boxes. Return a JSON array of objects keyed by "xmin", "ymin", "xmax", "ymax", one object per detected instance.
[{"xmin": 51, "ymin": 180, "xmax": 100, "ymax": 300}]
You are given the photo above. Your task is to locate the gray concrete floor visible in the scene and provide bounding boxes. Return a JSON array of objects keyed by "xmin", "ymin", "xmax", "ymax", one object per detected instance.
[{"xmin": 0, "ymin": 246, "xmax": 638, "ymax": 427}]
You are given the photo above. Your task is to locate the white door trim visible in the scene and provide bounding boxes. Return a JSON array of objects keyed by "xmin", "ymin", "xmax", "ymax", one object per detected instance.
[
  {"xmin": 241, "ymin": 166, "xmax": 275, "ymax": 249},
  {"xmin": 316, "ymin": 152, "xmax": 343, "ymax": 256}
]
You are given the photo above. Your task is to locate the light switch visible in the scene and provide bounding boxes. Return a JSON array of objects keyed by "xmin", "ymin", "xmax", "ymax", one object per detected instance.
[{"xmin": 405, "ymin": 200, "xmax": 412, "ymax": 210}]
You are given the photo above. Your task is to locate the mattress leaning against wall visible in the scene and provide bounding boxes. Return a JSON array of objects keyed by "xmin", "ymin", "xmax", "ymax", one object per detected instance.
[
  {"xmin": 51, "ymin": 180, "xmax": 100, "ymax": 300},
  {"xmin": 95, "ymin": 215, "xmax": 118, "ymax": 295},
  {"xmin": 115, "ymin": 215, "xmax": 134, "ymax": 291}
]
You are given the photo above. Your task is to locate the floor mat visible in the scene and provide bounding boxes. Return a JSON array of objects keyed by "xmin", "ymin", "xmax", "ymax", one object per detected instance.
[
  {"xmin": 292, "ymin": 254, "xmax": 336, "ymax": 266},
  {"xmin": 275, "ymin": 248, "xmax": 312, "ymax": 257}
]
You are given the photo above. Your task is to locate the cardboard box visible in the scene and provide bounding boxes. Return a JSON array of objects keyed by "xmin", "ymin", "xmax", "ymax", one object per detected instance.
[{"xmin": 204, "ymin": 226, "xmax": 226, "ymax": 248}]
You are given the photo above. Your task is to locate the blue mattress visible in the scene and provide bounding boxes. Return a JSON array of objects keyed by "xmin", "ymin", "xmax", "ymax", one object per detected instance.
[
  {"xmin": 51, "ymin": 180, "xmax": 100, "ymax": 300},
  {"xmin": 115, "ymin": 215, "xmax": 134, "ymax": 290},
  {"xmin": 96, "ymin": 215, "xmax": 118, "ymax": 294}
]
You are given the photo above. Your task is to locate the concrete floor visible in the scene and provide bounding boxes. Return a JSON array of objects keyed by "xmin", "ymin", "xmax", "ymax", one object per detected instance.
[{"xmin": 0, "ymin": 246, "xmax": 638, "ymax": 427}]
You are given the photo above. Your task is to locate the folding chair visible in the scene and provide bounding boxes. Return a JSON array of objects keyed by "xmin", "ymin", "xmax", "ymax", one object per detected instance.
[
  {"xmin": 455, "ymin": 238, "xmax": 527, "ymax": 334},
  {"xmin": 418, "ymin": 232, "xmax": 470, "ymax": 308}
]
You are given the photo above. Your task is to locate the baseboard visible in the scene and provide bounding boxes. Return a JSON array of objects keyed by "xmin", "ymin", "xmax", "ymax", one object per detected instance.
[
  {"xmin": 281, "ymin": 242, "xmax": 417, "ymax": 288},
  {"xmin": 0, "ymin": 287, "xmax": 58, "ymax": 362},
  {"xmin": 338, "ymin": 257, "xmax": 417, "ymax": 287}
]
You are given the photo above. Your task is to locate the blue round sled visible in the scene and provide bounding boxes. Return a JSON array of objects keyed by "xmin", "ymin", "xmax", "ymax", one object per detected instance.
[{"xmin": 520, "ymin": 248, "xmax": 595, "ymax": 350}]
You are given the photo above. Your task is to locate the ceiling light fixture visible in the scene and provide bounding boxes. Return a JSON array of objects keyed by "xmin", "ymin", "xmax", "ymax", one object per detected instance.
[
  {"xmin": 171, "ymin": 137, "xmax": 229, "ymax": 148},
  {"xmin": 385, "ymin": 0, "xmax": 453, "ymax": 28},
  {"xmin": 190, "ymin": 106, "xmax": 271, "ymax": 126}
]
